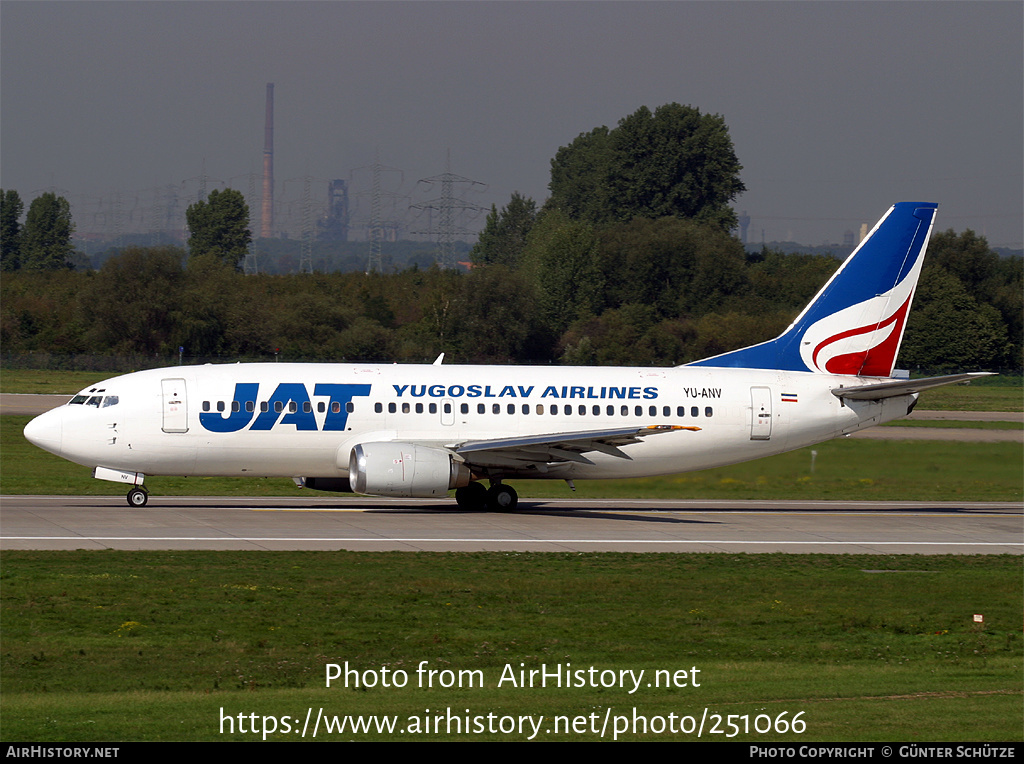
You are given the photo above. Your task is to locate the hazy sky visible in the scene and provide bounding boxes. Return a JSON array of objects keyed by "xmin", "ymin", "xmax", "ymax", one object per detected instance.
[{"xmin": 2, "ymin": 1, "xmax": 1021, "ymax": 248}]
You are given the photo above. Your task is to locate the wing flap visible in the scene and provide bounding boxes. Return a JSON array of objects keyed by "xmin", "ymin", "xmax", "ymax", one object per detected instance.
[{"xmin": 452, "ymin": 425, "xmax": 698, "ymax": 469}]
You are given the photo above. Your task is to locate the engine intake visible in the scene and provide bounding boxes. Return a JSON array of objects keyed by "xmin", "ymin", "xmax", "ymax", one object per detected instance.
[{"xmin": 349, "ymin": 442, "xmax": 470, "ymax": 498}]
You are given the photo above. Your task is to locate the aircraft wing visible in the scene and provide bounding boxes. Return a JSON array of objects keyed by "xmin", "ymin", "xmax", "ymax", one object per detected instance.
[
  {"xmin": 450, "ymin": 425, "xmax": 698, "ymax": 472},
  {"xmin": 831, "ymin": 372, "xmax": 995, "ymax": 401}
]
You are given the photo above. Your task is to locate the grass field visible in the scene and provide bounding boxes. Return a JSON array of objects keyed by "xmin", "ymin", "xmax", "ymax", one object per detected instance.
[
  {"xmin": 1, "ymin": 551, "xmax": 1020, "ymax": 741},
  {"xmin": 0, "ymin": 369, "xmax": 123, "ymax": 395},
  {"xmin": 883, "ymin": 419, "xmax": 1022, "ymax": 430}
]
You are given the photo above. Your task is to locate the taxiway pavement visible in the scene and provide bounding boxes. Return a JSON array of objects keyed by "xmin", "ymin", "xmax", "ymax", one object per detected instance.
[{"xmin": 1, "ymin": 495, "xmax": 1019, "ymax": 554}]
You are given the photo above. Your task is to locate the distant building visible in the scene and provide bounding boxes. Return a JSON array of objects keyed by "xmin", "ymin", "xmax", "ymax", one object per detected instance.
[
  {"xmin": 318, "ymin": 179, "xmax": 350, "ymax": 242},
  {"xmin": 738, "ymin": 211, "xmax": 751, "ymax": 244}
]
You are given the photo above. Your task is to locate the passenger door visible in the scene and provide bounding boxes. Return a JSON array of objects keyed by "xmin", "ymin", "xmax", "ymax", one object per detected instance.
[
  {"xmin": 750, "ymin": 386, "xmax": 772, "ymax": 441},
  {"xmin": 161, "ymin": 378, "xmax": 188, "ymax": 433}
]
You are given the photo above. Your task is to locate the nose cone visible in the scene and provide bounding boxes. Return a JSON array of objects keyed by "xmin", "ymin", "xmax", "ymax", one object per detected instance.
[{"xmin": 24, "ymin": 408, "xmax": 63, "ymax": 456}]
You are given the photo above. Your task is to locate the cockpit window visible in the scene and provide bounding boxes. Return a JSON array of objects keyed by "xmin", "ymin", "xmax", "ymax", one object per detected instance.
[
  {"xmin": 70, "ymin": 395, "xmax": 89, "ymax": 405},
  {"xmin": 101, "ymin": 396, "xmax": 119, "ymax": 408},
  {"xmin": 85, "ymin": 396, "xmax": 102, "ymax": 407}
]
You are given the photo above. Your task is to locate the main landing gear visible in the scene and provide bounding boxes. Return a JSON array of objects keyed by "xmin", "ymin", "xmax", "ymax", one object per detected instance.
[
  {"xmin": 454, "ymin": 481, "xmax": 518, "ymax": 511},
  {"xmin": 126, "ymin": 487, "xmax": 149, "ymax": 507}
]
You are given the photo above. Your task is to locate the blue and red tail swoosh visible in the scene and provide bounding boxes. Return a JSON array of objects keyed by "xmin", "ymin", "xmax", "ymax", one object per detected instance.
[{"xmin": 687, "ymin": 202, "xmax": 938, "ymax": 377}]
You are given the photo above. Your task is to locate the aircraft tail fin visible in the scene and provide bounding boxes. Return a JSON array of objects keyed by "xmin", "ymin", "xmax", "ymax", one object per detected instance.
[{"xmin": 686, "ymin": 202, "xmax": 938, "ymax": 376}]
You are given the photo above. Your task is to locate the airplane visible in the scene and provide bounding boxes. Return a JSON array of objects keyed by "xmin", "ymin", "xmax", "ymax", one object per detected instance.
[{"xmin": 23, "ymin": 202, "xmax": 990, "ymax": 511}]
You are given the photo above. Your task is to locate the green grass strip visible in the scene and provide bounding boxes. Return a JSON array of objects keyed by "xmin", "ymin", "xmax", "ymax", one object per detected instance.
[
  {"xmin": 1, "ymin": 551, "xmax": 1020, "ymax": 741},
  {"xmin": 882, "ymin": 419, "xmax": 1022, "ymax": 430}
]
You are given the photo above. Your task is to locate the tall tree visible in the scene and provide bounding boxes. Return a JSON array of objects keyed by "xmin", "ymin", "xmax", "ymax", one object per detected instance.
[
  {"xmin": 921, "ymin": 229, "xmax": 1021, "ymax": 369},
  {"xmin": 20, "ymin": 192, "xmax": 75, "ymax": 270},
  {"xmin": 79, "ymin": 246, "xmax": 186, "ymax": 355},
  {"xmin": 547, "ymin": 126, "xmax": 613, "ymax": 226},
  {"xmin": 186, "ymin": 188, "xmax": 251, "ymax": 270},
  {"xmin": 470, "ymin": 192, "xmax": 538, "ymax": 268},
  {"xmin": 519, "ymin": 210, "xmax": 602, "ymax": 334},
  {"xmin": 901, "ymin": 266, "xmax": 1010, "ymax": 370},
  {"xmin": 1, "ymin": 189, "xmax": 24, "ymax": 271},
  {"xmin": 594, "ymin": 216, "xmax": 749, "ymax": 318},
  {"xmin": 926, "ymin": 228, "xmax": 1000, "ymax": 298},
  {"xmin": 548, "ymin": 103, "xmax": 745, "ymax": 231}
]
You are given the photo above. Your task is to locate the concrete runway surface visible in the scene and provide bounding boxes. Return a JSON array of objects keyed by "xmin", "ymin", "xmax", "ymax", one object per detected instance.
[{"xmin": 1, "ymin": 495, "xmax": 1019, "ymax": 554}]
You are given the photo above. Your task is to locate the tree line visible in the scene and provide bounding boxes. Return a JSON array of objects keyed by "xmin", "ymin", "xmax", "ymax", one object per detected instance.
[
  {"xmin": 2, "ymin": 104, "xmax": 1020, "ymax": 372},
  {"xmin": 2, "ymin": 226, "xmax": 1018, "ymax": 372}
]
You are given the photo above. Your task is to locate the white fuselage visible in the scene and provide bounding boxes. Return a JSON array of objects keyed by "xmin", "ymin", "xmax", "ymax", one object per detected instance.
[{"xmin": 27, "ymin": 362, "xmax": 915, "ymax": 483}]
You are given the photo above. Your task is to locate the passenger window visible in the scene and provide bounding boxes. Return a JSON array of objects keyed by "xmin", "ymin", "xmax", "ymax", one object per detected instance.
[
  {"xmin": 217, "ymin": 401, "xmax": 225, "ymax": 412},
  {"xmin": 522, "ymin": 404, "xmax": 530, "ymax": 415},
  {"xmin": 388, "ymin": 402, "xmax": 397, "ymax": 413},
  {"xmin": 415, "ymin": 403, "xmax": 423, "ymax": 414},
  {"xmin": 374, "ymin": 402, "xmax": 383, "ymax": 413},
  {"xmin": 202, "ymin": 401, "xmax": 210, "ymax": 412},
  {"xmin": 478, "ymin": 403, "xmax": 485, "ymax": 414},
  {"xmin": 705, "ymin": 407, "xmax": 713, "ymax": 417},
  {"xmin": 403, "ymin": 403, "xmax": 411, "ymax": 414},
  {"xmin": 550, "ymin": 405, "xmax": 558, "ymax": 415},
  {"xmin": 635, "ymin": 406, "xmax": 642, "ymax": 416},
  {"xmin": 331, "ymin": 402, "xmax": 341, "ymax": 413},
  {"xmin": 231, "ymin": 401, "xmax": 240, "ymax": 412},
  {"xmin": 508, "ymin": 404, "xmax": 515, "ymax": 415},
  {"xmin": 564, "ymin": 405, "xmax": 572, "ymax": 416},
  {"xmin": 246, "ymin": 401, "xmax": 255, "ymax": 412},
  {"xmin": 578, "ymin": 405, "xmax": 586, "ymax": 415},
  {"xmin": 429, "ymin": 403, "xmax": 437, "ymax": 414},
  {"xmin": 677, "ymin": 406, "xmax": 685, "ymax": 417},
  {"xmin": 274, "ymin": 402, "xmax": 284, "ymax": 413},
  {"xmin": 621, "ymin": 405, "xmax": 629, "ymax": 416},
  {"xmin": 592, "ymin": 405, "xmax": 600, "ymax": 416},
  {"xmin": 649, "ymin": 406, "xmax": 656, "ymax": 416},
  {"xmin": 663, "ymin": 406, "xmax": 670, "ymax": 417},
  {"xmin": 346, "ymin": 402, "xmax": 354, "ymax": 413},
  {"xmin": 261, "ymin": 402, "xmax": 269, "ymax": 412},
  {"xmin": 606, "ymin": 405, "xmax": 614, "ymax": 416},
  {"xmin": 538, "ymin": 404, "xmax": 545, "ymax": 415},
  {"xmin": 493, "ymin": 403, "xmax": 501, "ymax": 414},
  {"xmin": 318, "ymin": 402, "xmax": 326, "ymax": 413},
  {"xmin": 444, "ymin": 403, "xmax": 452, "ymax": 414},
  {"xmin": 691, "ymin": 406, "xmax": 699, "ymax": 417},
  {"xmin": 460, "ymin": 403, "xmax": 469, "ymax": 414}
]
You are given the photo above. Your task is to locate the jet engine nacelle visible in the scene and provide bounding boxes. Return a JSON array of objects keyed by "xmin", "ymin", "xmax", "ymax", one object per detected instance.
[{"xmin": 349, "ymin": 442, "xmax": 471, "ymax": 498}]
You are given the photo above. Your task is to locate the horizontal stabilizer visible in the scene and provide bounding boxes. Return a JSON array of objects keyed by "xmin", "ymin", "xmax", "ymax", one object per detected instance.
[{"xmin": 831, "ymin": 373, "xmax": 995, "ymax": 401}]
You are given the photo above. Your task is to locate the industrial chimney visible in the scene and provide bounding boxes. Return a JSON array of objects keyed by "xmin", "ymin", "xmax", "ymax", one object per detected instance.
[{"xmin": 261, "ymin": 83, "xmax": 274, "ymax": 239}]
